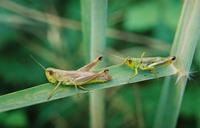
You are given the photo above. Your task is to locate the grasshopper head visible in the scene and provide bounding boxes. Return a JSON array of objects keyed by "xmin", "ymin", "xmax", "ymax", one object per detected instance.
[
  {"xmin": 123, "ymin": 58, "xmax": 134, "ymax": 67},
  {"xmin": 45, "ymin": 68, "xmax": 57, "ymax": 84}
]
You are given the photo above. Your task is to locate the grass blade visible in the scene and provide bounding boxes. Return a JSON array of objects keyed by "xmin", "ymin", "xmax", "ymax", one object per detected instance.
[
  {"xmin": 0, "ymin": 64, "xmax": 176, "ymax": 113},
  {"xmin": 81, "ymin": 0, "xmax": 107, "ymax": 127},
  {"xmin": 153, "ymin": 0, "xmax": 200, "ymax": 128}
]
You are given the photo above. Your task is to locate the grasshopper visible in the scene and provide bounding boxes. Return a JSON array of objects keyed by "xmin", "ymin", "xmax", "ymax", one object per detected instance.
[
  {"xmin": 31, "ymin": 56, "xmax": 112, "ymax": 100},
  {"xmin": 118, "ymin": 53, "xmax": 176, "ymax": 79}
]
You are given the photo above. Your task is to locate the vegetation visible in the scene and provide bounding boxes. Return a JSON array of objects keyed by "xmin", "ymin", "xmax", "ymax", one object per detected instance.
[{"xmin": 0, "ymin": 0, "xmax": 199, "ymax": 128}]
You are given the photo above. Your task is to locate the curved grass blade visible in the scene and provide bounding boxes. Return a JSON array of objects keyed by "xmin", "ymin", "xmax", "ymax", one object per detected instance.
[
  {"xmin": 0, "ymin": 64, "xmax": 177, "ymax": 113},
  {"xmin": 153, "ymin": 0, "xmax": 200, "ymax": 128}
]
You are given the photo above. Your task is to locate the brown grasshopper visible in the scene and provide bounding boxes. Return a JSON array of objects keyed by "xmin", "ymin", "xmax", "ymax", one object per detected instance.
[{"xmin": 31, "ymin": 56, "xmax": 112, "ymax": 99}]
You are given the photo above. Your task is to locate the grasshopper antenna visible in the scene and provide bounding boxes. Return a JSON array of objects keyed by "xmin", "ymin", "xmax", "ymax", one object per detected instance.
[
  {"xmin": 110, "ymin": 54, "xmax": 129, "ymax": 65},
  {"xmin": 111, "ymin": 54, "xmax": 124, "ymax": 61},
  {"xmin": 30, "ymin": 55, "xmax": 46, "ymax": 70}
]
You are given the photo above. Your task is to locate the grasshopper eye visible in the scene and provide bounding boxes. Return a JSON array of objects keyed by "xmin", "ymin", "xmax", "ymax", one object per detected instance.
[
  {"xmin": 128, "ymin": 59, "xmax": 132, "ymax": 64},
  {"xmin": 48, "ymin": 70, "xmax": 54, "ymax": 75}
]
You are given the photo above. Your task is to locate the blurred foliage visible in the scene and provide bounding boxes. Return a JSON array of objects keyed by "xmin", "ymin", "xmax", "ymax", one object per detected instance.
[
  {"xmin": 0, "ymin": 110, "xmax": 27, "ymax": 128},
  {"xmin": 0, "ymin": 0, "xmax": 199, "ymax": 128},
  {"xmin": 124, "ymin": 1, "xmax": 159, "ymax": 31}
]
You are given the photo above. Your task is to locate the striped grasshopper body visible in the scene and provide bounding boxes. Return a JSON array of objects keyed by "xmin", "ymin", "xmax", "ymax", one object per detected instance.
[
  {"xmin": 122, "ymin": 53, "xmax": 176, "ymax": 79},
  {"xmin": 32, "ymin": 56, "xmax": 112, "ymax": 99}
]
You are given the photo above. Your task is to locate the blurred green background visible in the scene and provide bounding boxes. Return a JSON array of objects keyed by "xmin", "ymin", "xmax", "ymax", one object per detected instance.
[{"xmin": 0, "ymin": 0, "xmax": 199, "ymax": 128}]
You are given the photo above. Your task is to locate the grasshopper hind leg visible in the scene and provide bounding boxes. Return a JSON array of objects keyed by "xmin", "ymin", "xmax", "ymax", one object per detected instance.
[
  {"xmin": 139, "ymin": 65, "xmax": 158, "ymax": 78},
  {"xmin": 77, "ymin": 56, "xmax": 103, "ymax": 72}
]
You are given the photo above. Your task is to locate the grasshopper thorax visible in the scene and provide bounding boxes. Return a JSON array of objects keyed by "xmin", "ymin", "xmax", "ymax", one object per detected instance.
[{"xmin": 45, "ymin": 68, "xmax": 57, "ymax": 84}]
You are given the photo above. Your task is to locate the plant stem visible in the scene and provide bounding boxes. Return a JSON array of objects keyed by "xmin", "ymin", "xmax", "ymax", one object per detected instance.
[
  {"xmin": 153, "ymin": 0, "xmax": 200, "ymax": 128},
  {"xmin": 81, "ymin": 0, "xmax": 107, "ymax": 128},
  {"xmin": 81, "ymin": 0, "xmax": 91, "ymax": 61},
  {"xmin": 89, "ymin": 0, "xmax": 107, "ymax": 127}
]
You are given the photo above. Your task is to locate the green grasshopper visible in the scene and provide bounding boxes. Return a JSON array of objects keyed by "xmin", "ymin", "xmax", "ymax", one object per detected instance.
[
  {"xmin": 31, "ymin": 56, "xmax": 112, "ymax": 100},
  {"xmin": 118, "ymin": 53, "xmax": 176, "ymax": 79}
]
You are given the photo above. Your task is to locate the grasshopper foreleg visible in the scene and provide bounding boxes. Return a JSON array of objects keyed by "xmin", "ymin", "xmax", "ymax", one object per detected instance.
[
  {"xmin": 129, "ymin": 67, "xmax": 138, "ymax": 81},
  {"xmin": 47, "ymin": 81, "xmax": 62, "ymax": 100}
]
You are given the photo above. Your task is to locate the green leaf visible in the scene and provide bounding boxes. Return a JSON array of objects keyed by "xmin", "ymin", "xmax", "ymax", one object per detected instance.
[{"xmin": 0, "ymin": 64, "xmax": 177, "ymax": 113}]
